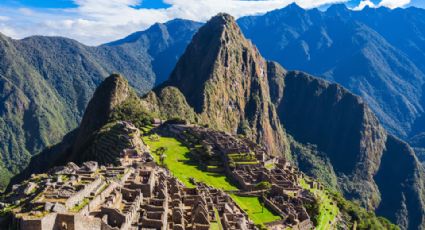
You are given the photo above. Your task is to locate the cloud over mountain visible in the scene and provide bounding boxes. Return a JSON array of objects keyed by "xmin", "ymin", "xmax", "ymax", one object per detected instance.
[{"xmin": 0, "ymin": 0, "xmax": 347, "ymax": 45}]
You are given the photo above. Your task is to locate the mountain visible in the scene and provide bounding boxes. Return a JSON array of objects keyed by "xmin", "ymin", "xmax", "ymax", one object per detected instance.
[
  {"xmin": 144, "ymin": 14, "xmax": 425, "ymax": 229},
  {"xmin": 153, "ymin": 13, "xmax": 288, "ymax": 157},
  {"xmin": 0, "ymin": 19, "xmax": 200, "ymax": 190},
  {"xmin": 237, "ymin": 4, "xmax": 425, "ymax": 144},
  {"xmin": 8, "ymin": 74, "xmax": 152, "ymax": 186},
  {"xmin": 104, "ymin": 19, "xmax": 202, "ymax": 85},
  {"xmin": 272, "ymin": 70, "xmax": 425, "ymax": 229}
]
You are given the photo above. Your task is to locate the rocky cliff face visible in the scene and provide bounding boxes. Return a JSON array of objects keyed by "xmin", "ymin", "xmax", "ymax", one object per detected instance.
[
  {"xmin": 375, "ymin": 135, "xmax": 425, "ymax": 229},
  {"xmin": 154, "ymin": 14, "xmax": 288, "ymax": 157},
  {"xmin": 267, "ymin": 68, "xmax": 425, "ymax": 229},
  {"xmin": 274, "ymin": 70, "xmax": 387, "ymax": 207}
]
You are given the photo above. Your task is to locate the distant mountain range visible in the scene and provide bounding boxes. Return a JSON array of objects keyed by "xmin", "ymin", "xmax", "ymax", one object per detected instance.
[{"xmin": 238, "ymin": 3, "xmax": 425, "ymax": 143}]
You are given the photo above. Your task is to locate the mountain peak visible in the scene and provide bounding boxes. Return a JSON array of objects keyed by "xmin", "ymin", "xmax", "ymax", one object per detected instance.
[
  {"xmin": 199, "ymin": 13, "xmax": 241, "ymax": 43},
  {"xmin": 71, "ymin": 73, "xmax": 131, "ymax": 156},
  {"xmin": 326, "ymin": 3, "xmax": 350, "ymax": 15},
  {"xmin": 286, "ymin": 2, "xmax": 304, "ymax": 11},
  {"xmin": 158, "ymin": 14, "xmax": 288, "ymax": 156},
  {"xmin": 208, "ymin": 13, "xmax": 235, "ymax": 26},
  {"xmin": 163, "ymin": 13, "xmax": 254, "ymax": 112}
]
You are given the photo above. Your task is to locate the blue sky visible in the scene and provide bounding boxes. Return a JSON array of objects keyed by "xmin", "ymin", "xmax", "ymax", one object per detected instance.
[{"xmin": 0, "ymin": 0, "xmax": 422, "ymax": 45}]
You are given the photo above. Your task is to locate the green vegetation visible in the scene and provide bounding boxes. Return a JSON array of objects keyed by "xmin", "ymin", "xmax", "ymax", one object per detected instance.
[
  {"xmin": 143, "ymin": 135, "xmax": 236, "ymax": 190},
  {"xmin": 110, "ymin": 91, "xmax": 153, "ymax": 129},
  {"xmin": 300, "ymin": 178, "xmax": 399, "ymax": 230},
  {"xmin": 211, "ymin": 208, "xmax": 223, "ymax": 230},
  {"xmin": 70, "ymin": 198, "xmax": 90, "ymax": 212},
  {"xmin": 143, "ymin": 133, "xmax": 280, "ymax": 226},
  {"xmin": 59, "ymin": 175, "xmax": 69, "ymax": 182},
  {"xmin": 227, "ymin": 153, "xmax": 257, "ymax": 162},
  {"xmin": 230, "ymin": 195, "xmax": 280, "ymax": 226},
  {"xmin": 330, "ymin": 192, "xmax": 400, "ymax": 230},
  {"xmin": 300, "ymin": 178, "xmax": 338, "ymax": 229}
]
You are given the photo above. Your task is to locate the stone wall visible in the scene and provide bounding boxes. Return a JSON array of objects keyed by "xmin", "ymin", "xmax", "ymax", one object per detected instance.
[
  {"xmin": 79, "ymin": 182, "xmax": 119, "ymax": 215},
  {"xmin": 263, "ymin": 197, "xmax": 284, "ymax": 217},
  {"xmin": 66, "ymin": 177, "xmax": 103, "ymax": 209},
  {"xmin": 19, "ymin": 213, "xmax": 57, "ymax": 230}
]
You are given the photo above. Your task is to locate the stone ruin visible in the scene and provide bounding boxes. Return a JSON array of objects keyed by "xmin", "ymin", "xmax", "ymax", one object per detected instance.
[
  {"xmin": 5, "ymin": 122, "xmax": 327, "ymax": 230},
  {"xmin": 163, "ymin": 124, "xmax": 319, "ymax": 229},
  {"xmin": 9, "ymin": 153, "xmax": 257, "ymax": 230}
]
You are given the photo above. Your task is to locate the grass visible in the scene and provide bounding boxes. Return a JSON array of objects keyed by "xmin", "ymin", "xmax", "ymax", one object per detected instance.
[
  {"xmin": 70, "ymin": 198, "xmax": 90, "ymax": 212},
  {"xmin": 265, "ymin": 162, "xmax": 275, "ymax": 169},
  {"xmin": 211, "ymin": 208, "xmax": 223, "ymax": 230},
  {"xmin": 143, "ymin": 134, "xmax": 281, "ymax": 226},
  {"xmin": 230, "ymin": 195, "xmax": 281, "ymax": 226},
  {"xmin": 59, "ymin": 175, "xmax": 69, "ymax": 182},
  {"xmin": 143, "ymin": 136, "xmax": 237, "ymax": 191},
  {"xmin": 300, "ymin": 178, "xmax": 339, "ymax": 230}
]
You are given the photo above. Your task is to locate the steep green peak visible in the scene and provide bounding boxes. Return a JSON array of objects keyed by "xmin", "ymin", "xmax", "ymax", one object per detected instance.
[
  {"xmin": 72, "ymin": 73, "xmax": 132, "ymax": 156},
  {"xmin": 207, "ymin": 12, "xmax": 236, "ymax": 30},
  {"xmin": 204, "ymin": 13, "xmax": 246, "ymax": 44},
  {"xmin": 164, "ymin": 13, "xmax": 264, "ymax": 112}
]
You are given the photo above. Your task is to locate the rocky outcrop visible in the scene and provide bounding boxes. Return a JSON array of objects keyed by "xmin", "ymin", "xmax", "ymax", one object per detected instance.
[
  {"xmin": 275, "ymin": 70, "xmax": 387, "ymax": 206},
  {"xmin": 157, "ymin": 13, "xmax": 289, "ymax": 157},
  {"xmin": 143, "ymin": 87, "xmax": 197, "ymax": 123},
  {"xmin": 71, "ymin": 74, "xmax": 131, "ymax": 158}
]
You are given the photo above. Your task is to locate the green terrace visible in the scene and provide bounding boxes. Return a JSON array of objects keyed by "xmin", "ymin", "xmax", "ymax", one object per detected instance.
[
  {"xmin": 227, "ymin": 153, "xmax": 260, "ymax": 165},
  {"xmin": 300, "ymin": 178, "xmax": 339, "ymax": 229},
  {"xmin": 142, "ymin": 134, "xmax": 281, "ymax": 226}
]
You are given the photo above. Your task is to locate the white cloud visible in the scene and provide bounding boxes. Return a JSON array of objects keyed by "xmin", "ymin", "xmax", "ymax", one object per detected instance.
[
  {"xmin": 352, "ymin": 0, "xmax": 376, "ymax": 10},
  {"xmin": 0, "ymin": 16, "xmax": 10, "ymax": 22},
  {"xmin": 378, "ymin": 0, "xmax": 411, "ymax": 9},
  {"xmin": 18, "ymin": 8, "xmax": 35, "ymax": 16},
  {"xmin": 0, "ymin": 0, "xmax": 350, "ymax": 45}
]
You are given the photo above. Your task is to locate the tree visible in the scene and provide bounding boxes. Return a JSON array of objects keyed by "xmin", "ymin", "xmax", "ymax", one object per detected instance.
[
  {"xmin": 255, "ymin": 181, "xmax": 272, "ymax": 213},
  {"xmin": 159, "ymin": 153, "xmax": 167, "ymax": 166},
  {"xmin": 154, "ymin": 147, "xmax": 167, "ymax": 156}
]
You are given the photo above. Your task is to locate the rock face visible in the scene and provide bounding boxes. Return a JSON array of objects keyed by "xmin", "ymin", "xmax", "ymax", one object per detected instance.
[
  {"xmin": 274, "ymin": 70, "xmax": 387, "ymax": 206},
  {"xmin": 267, "ymin": 68, "xmax": 425, "ymax": 229},
  {"xmin": 375, "ymin": 135, "xmax": 425, "ymax": 229},
  {"xmin": 155, "ymin": 14, "xmax": 289, "ymax": 157}
]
